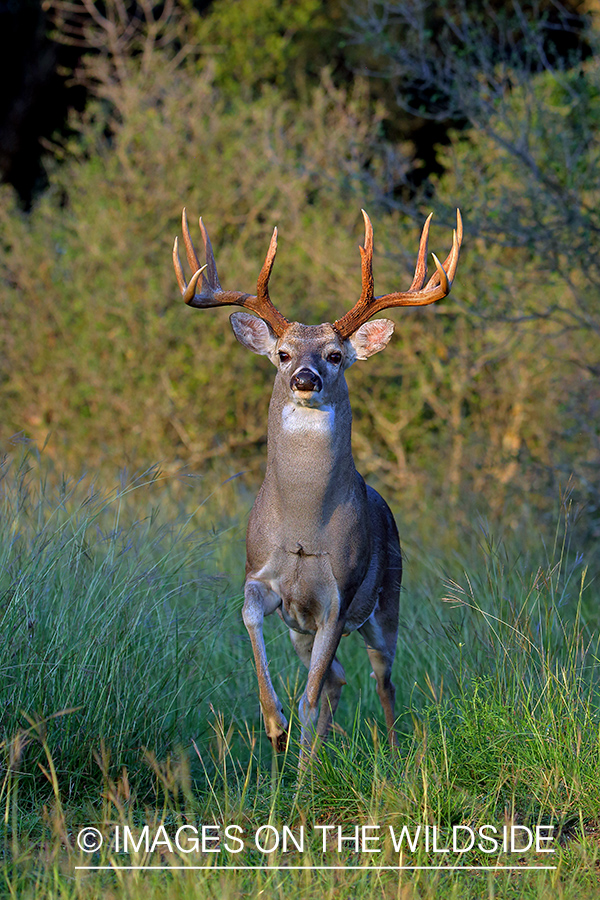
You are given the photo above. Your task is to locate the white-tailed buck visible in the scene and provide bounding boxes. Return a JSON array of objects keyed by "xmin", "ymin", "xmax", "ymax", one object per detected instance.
[{"xmin": 173, "ymin": 208, "xmax": 462, "ymax": 759}]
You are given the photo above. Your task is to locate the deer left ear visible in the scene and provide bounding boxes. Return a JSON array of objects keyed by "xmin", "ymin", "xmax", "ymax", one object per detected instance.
[{"xmin": 348, "ymin": 319, "xmax": 395, "ymax": 360}]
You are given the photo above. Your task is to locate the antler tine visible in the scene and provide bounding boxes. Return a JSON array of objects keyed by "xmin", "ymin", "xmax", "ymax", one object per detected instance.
[
  {"xmin": 173, "ymin": 210, "xmax": 289, "ymax": 337},
  {"xmin": 173, "ymin": 233, "xmax": 205, "ymax": 298},
  {"xmin": 253, "ymin": 227, "xmax": 290, "ymax": 334},
  {"xmin": 408, "ymin": 212, "xmax": 433, "ymax": 291},
  {"xmin": 257, "ymin": 227, "xmax": 278, "ymax": 304},
  {"xmin": 173, "ymin": 236, "xmax": 186, "ymax": 294},
  {"xmin": 359, "ymin": 209, "xmax": 375, "ymax": 305},
  {"xmin": 424, "ymin": 209, "xmax": 462, "ymax": 291},
  {"xmin": 430, "ymin": 252, "xmax": 449, "ymax": 294},
  {"xmin": 444, "ymin": 208, "xmax": 462, "ymax": 282},
  {"xmin": 323, "ymin": 209, "xmax": 375, "ymax": 340},
  {"xmin": 172, "ymin": 210, "xmax": 206, "ymax": 302},
  {"xmin": 182, "ymin": 208, "xmax": 202, "ymax": 274},
  {"xmin": 198, "ymin": 215, "xmax": 222, "ymax": 292},
  {"xmin": 333, "ymin": 209, "xmax": 462, "ymax": 339}
]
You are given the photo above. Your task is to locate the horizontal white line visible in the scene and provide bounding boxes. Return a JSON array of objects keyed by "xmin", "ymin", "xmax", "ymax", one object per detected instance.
[{"xmin": 75, "ymin": 865, "xmax": 558, "ymax": 871}]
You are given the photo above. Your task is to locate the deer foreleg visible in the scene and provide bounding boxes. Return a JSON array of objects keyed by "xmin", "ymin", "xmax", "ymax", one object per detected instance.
[
  {"xmin": 242, "ymin": 580, "xmax": 289, "ymax": 752},
  {"xmin": 290, "ymin": 630, "xmax": 346, "ymax": 744},
  {"xmin": 296, "ymin": 617, "xmax": 346, "ymax": 757}
]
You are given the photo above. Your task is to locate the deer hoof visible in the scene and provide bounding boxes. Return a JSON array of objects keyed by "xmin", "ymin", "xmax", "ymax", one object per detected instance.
[{"xmin": 269, "ymin": 730, "xmax": 289, "ymax": 753}]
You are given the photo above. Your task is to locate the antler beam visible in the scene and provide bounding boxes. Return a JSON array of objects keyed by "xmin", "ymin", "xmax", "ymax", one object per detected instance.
[
  {"xmin": 333, "ymin": 209, "xmax": 463, "ymax": 339},
  {"xmin": 173, "ymin": 209, "xmax": 289, "ymax": 337}
]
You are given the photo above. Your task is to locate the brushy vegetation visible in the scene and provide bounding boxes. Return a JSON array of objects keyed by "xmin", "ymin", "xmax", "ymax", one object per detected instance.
[{"xmin": 1, "ymin": 0, "xmax": 599, "ymax": 542}]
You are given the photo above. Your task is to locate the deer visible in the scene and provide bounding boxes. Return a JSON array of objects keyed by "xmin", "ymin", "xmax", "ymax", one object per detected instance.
[{"xmin": 173, "ymin": 207, "xmax": 462, "ymax": 761}]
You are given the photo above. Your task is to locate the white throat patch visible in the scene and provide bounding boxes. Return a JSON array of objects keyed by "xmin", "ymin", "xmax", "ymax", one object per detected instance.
[{"xmin": 281, "ymin": 402, "xmax": 335, "ymax": 434}]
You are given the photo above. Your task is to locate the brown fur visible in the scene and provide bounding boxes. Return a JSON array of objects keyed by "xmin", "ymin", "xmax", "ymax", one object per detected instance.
[{"xmin": 232, "ymin": 317, "xmax": 401, "ymax": 760}]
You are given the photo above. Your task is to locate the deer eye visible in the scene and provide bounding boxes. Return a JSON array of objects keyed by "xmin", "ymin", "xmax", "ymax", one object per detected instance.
[
  {"xmin": 278, "ymin": 351, "xmax": 291, "ymax": 363},
  {"xmin": 326, "ymin": 351, "xmax": 342, "ymax": 365}
]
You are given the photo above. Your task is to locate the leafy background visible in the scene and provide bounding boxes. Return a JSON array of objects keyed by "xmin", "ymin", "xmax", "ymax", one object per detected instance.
[{"xmin": 1, "ymin": 0, "xmax": 598, "ymax": 549}]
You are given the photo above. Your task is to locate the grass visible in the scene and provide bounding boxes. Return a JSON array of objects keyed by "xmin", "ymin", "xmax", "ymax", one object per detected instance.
[{"xmin": 0, "ymin": 448, "xmax": 599, "ymax": 898}]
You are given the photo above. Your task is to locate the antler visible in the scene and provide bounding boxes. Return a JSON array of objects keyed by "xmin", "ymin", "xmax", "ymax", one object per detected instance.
[
  {"xmin": 173, "ymin": 209, "xmax": 289, "ymax": 337},
  {"xmin": 333, "ymin": 209, "xmax": 463, "ymax": 339}
]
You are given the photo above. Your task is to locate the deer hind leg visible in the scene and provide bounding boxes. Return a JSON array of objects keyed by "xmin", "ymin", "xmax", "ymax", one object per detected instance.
[
  {"xmin": 242, "ymin": 579, "xmax": 288, "ymax": 752},
  {"xmin": 289, "ymin": 630, "xmax": 347, "ymax": 747},
  {"xmin": 359, "ymin": 594, "xmax": 400, "ymax": 748}
]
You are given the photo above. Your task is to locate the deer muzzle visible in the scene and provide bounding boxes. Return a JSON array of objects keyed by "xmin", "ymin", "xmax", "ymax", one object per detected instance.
[{"xmin": 290, "ymin": 367, "xmax": 323, "ymax": 393}]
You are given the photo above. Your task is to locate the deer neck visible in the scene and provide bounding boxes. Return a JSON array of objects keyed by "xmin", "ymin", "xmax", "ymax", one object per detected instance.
[{"xmin": 263, "ymin": 375, "xmax": 357, "ymax": 519}]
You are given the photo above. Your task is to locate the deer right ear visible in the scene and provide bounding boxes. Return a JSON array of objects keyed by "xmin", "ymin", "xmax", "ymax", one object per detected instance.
[{"xmin": 230, "ymin": 312, "xmax": 278, "ymax": 358}]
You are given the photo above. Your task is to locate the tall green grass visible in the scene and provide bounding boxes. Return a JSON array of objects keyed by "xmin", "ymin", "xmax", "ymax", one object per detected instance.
[
  {"xmin": 0, "ymin": 450, "xmax": 598, "ymax": 898},
  {"xmin": 0, "ymin": 448, "xmax": 252, "ymax": 798}
]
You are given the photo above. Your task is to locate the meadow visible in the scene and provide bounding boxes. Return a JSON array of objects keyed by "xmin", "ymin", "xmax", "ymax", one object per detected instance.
[{"xmin": 1, "ymin": 446, "xmax": 598, "ymax": 899}]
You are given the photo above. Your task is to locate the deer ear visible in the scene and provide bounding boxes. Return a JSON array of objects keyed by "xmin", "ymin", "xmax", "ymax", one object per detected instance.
[
  {"xmin": 348, "ymin": 319, "xmax": 394, "ymax": 360},
  {"xmin": 230, "ymin": 312, "xmax": 278, "ymax": 357}
]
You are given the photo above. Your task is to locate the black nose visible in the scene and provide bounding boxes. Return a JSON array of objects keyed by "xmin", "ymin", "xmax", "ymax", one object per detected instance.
[{"xmin": 290, "ymin": 367, "xmax": 322, "ymax": 393}]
